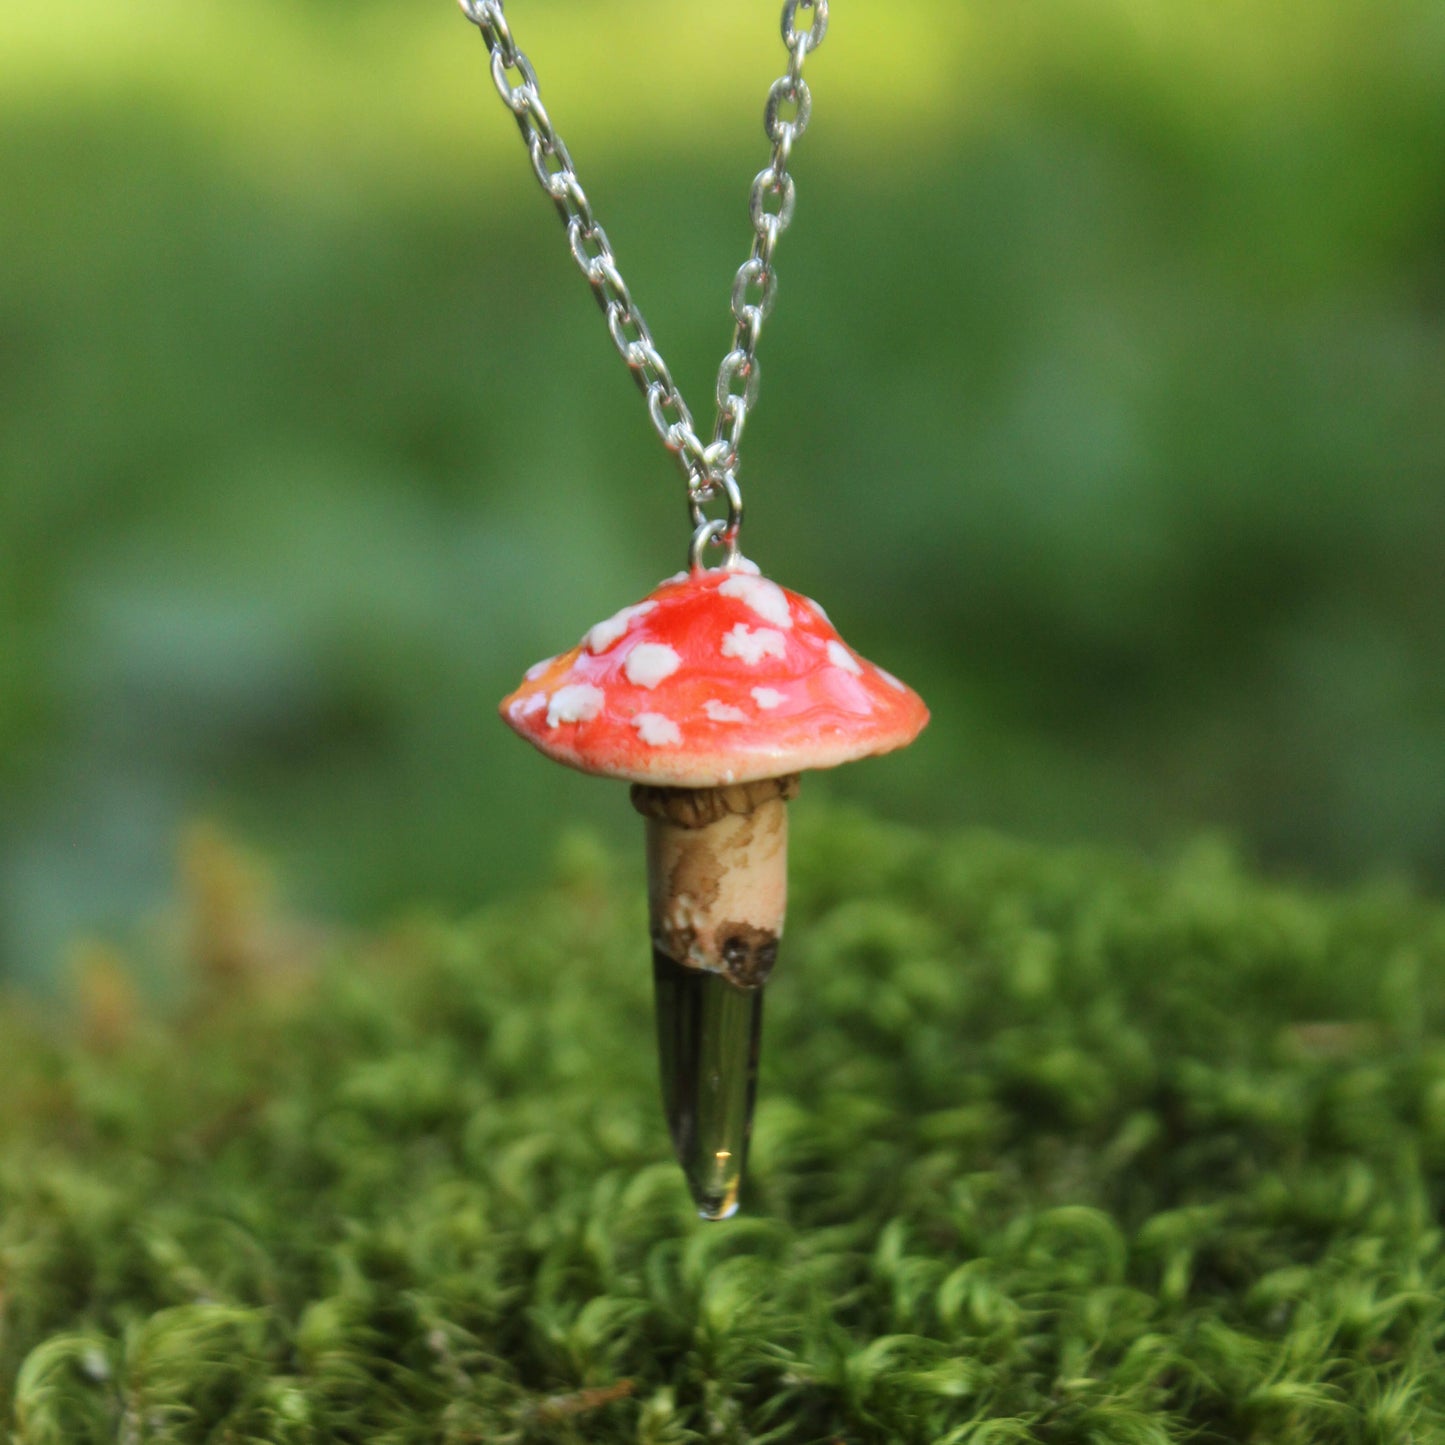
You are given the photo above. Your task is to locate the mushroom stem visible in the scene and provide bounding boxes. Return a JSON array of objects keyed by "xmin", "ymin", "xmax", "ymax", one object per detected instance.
[
  {"xmin": 630, "ymin": 775, "xmax": 800, "ymax": 1218},
  {"xmin": 631, "ymin": 776, "xmax": 799, "ymax": 985}
]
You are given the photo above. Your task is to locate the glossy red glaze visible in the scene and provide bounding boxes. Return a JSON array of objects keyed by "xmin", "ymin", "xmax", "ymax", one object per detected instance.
[{"xmin": 499, "ymin": 566, "xmax": 929, "ymax": 786}]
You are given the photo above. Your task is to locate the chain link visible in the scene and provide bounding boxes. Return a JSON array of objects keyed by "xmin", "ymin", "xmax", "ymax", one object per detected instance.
[{"xmin": 460, "ymin": 0, "xmax": 827, "ymax": 564}]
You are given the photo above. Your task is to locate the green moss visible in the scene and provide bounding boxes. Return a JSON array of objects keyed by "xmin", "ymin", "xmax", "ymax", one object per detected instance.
[{"xmin": 4, "ymin": 814, "xmax": 1445, "ymax": 1442}]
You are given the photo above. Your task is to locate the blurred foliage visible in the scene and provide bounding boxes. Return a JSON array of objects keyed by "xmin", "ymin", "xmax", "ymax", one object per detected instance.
[
  {"xmin": 2, "ymin": 0, "xmax": 1445, "ymax": 984},
  {"xmin": 5, "ymin": 814, "xmax": 1445, "ymax": 1440}
]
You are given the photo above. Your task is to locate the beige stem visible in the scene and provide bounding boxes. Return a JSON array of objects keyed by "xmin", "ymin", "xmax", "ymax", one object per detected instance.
[{"xmin": 630, "ymin": 776, "xmax": 800, "ymax": 989}]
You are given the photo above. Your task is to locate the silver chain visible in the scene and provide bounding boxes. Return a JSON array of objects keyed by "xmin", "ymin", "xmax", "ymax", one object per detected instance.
[{"xmin": 458, "ymin": 0, "xmax": 828, "ymax": 565}]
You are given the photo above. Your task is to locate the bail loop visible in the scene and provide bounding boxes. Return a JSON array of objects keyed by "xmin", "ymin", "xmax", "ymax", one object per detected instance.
[{"xmin": 687, "ymin": 470, "xmax": 744, "ymax": 572}]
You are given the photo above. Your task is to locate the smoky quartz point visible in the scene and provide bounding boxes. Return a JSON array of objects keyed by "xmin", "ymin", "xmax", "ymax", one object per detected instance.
[{"xmin": 652, "ymin": 948, "xmax": 764, "ymax": 1220}]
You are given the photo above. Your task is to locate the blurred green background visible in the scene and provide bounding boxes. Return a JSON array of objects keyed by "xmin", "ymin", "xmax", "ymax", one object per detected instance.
[{"xmin": 2, "ymin": 0, "xmax": 1443, "ymax": 989}]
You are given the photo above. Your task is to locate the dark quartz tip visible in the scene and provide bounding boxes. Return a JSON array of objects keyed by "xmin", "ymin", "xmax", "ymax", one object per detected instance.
[{"xmin": 652, "ymin": 947, "xmax": 765, "ymax": 1221}]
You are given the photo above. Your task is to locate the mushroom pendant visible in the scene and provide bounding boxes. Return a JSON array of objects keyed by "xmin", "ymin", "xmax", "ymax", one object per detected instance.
[{"xmin": 500, "ymin": 560, "xmax": 928, "ymax": 1218}]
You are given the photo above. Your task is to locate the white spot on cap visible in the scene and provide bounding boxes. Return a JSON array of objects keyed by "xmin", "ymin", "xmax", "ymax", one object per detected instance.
[
  {"xmin": 516, "ymin": 692, "xmax": 548, "ymax": 719},
  {"xmin": 624, "ymin": 642, "xmax": 681, "ymax": 689},
  {"xmin": 585, "ymin": 600, "xmax": 656, "ymax": 654},
  {"xmin": 721, "ymin": 624, "xmax": 787, "ymax": 667},
  {"xmin": 525, "ymin": 656, "xmax": 557, "ymax": 681},
  {"xmin": 546, "ymin": 683, "xmax": 605, "ymax": 728},
  {"xmin": 633, "ymin": 712, "xmax": 681, "ymax": 746},
  {"xmin": 719, "ymin": 573, "xmax": 792, "ymax": 629},
  {"xmin": 703, "ymin": 699, "xmax": 750, "ymax": 724},
  {"xmin": 728, "ymin": 556, "xmax": 762, "ymax": 576},
  {"xmin": 878, "ymin": 667, "xmax": 908, "ymax": 692},
  {"xmin": 752, "ymin": 686, "xmax": 784, "ymax": 710},
  {"xmin": 827, "ymin": 639, "xmax": 863, "ymax": 676},
  {"xmin": 808, "ymin": 598, "xmax": 831, "ymax": 625}
]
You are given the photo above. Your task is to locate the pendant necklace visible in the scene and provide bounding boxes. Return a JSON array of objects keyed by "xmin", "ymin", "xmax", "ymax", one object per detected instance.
[{"xmin": 462, "ymin": 0, "xmax": 928, "ymax": 1219}]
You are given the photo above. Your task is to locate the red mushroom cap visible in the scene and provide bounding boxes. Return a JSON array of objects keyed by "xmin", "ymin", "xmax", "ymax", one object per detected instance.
[{"xmin": 499, "ymin": 563, "xmax": 929, "ymax": 787}]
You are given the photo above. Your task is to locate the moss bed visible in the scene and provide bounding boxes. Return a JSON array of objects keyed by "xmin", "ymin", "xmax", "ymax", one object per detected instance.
[{"xmin": 4, "ymin": 813, "xmax": 1445, "ymax": 1443}]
